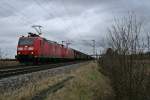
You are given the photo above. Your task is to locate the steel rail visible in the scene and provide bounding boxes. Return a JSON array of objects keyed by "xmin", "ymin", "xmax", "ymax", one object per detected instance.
[{"xmin": 0, "ymin": 61, "xmax": 85, "ymax": 79}]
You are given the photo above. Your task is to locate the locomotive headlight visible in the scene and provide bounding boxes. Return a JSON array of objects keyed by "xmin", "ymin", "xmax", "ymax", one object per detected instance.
[
  {"xmin": 18, "ymin": 47, "xmax": 23, "ymax": 51},
  {"xmin": 28, "ymin": 47, "xmax": 34, "ymax": 50},
  {"xmin": 31, "ymin": 52, "xmax": 34, "ymax": 54}
]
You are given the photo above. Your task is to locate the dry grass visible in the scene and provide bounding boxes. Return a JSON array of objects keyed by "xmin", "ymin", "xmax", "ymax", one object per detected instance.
[
  {"xmin": 0, "ymin": 74, "xmax": 69, "ymax": 100},
  {"xmin": 46, "ymin": 62, "xmax": 114, "ymax": 100},
  {"xmin": 0, "ymin": 61, "xmax": 19, "ymax": 67}
]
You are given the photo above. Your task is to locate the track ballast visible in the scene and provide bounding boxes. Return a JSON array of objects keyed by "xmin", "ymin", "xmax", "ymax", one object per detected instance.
[{"xmin": 0, "ymin": 61, "xmax": 85, "ymax": 79}]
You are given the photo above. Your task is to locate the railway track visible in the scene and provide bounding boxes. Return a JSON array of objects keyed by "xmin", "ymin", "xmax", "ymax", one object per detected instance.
[{"xmin": 0, "ymin": 61, "xmax": 85, "ymax": 79}]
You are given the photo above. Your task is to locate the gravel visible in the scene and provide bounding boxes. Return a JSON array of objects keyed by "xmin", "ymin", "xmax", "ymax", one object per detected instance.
[{"xmin": 0, "ymin": 62, "xmax": 86, "ymax": 93}]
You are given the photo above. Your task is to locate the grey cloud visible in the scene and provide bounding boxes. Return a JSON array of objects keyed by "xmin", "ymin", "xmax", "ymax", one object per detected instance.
[{"xmin": 0, "ymin": 0, "xmax": 150, "ymax": 58}]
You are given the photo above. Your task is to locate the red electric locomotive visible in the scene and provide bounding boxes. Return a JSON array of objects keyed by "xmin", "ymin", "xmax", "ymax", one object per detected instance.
[
  {"xmin": 16, "ymin": 31, "xmax": 93, "ymax": 64},
  {"xmin": 16, "ymin": 33, "xmax": 74, "ymax": 63}
]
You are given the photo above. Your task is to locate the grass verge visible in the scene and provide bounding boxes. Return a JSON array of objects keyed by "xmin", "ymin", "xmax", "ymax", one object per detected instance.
[
  {"xmin": 0, "ymin": 74, "xmax": 69, "ymax": 100},
  {"xmin": 46, "ymin": 61, "xmax": 114, "ymax": 100}
]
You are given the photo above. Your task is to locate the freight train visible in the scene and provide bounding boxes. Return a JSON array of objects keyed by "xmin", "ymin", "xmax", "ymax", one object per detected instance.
[{"xmin": 15, "ymin": 33, "xmax": 92, "ymax": 64}]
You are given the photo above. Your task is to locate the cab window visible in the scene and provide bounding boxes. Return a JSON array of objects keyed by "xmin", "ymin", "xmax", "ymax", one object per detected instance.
[{"xmin": 18, "ymin": 38, "xmax": 34, "ymax": 45}]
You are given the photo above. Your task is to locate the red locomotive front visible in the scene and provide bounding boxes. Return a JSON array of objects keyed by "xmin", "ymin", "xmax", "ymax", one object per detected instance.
[
  {"xmin": 16, "ymin": 32, "xmax": 75, "ymax": 63},
  {"xmin": 16, "ymin": 33, "xmax": 42, "ymax": 63}
]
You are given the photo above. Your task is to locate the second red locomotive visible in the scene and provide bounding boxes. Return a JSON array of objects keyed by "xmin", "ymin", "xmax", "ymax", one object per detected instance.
[{"xmin": 16, "ymin": 33, "xmax": 92, "ymax": 63}]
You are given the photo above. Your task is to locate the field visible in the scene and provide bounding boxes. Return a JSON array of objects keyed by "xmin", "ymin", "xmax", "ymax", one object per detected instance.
[{"xmin": 0, "ymin": 60, "xmax": 19, "ymax": 67}]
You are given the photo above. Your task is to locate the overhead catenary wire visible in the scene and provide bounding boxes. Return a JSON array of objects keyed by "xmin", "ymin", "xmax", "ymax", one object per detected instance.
[
  {"xmin": 60, "ymin": 0, "xmax": 94, "ymax": 45},
  {"xmin": 33, "ymin": 0, "xmax": 54, "ymax": 18},
  {"xmin": 37, "ymin": 0, "xmax": 95, "ymax": 55},
  {"xmin": 60, "ymin": 0, "xmax": 95, "ymax": 54},
  {"xmin": 61, "ymin": 0, "xmax": 94, "ymax": 41},
  {"xmin": 33, "ymin": 0, "xmax": 72, "ymax": 35},
  {"xmin": 44, "ymin": 0, "xmax": 73, "ymax": 33},
  {"xmin": 1, "ymin": 0, "xmax": 33, "ymax": 25},
  {"xmin": 58, "ymin": 0, "xmax": 77, "ymax": 33},
  {"xmin": 33, "ymin": 0, "xmax": 77, "ymax": 46}
]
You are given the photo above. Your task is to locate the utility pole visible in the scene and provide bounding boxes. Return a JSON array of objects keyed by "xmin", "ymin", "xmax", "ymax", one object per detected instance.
[
  {"xmin": 62, "ymin": 41, "xmax": 65, "ymax": 45},
  {"xmin": 82, "ymin": 39, "xmax": 96, "ymax": 57},
  {"xmin": 32, "ymin": 25, "xmax": 42, "ymax": 35},
  {"xmin": 147, "ymin": 33, "xmax": 150, "ymax": 51},
  {"xmin": 92, "ymin": 40, "xmax": 96, "ymax": 58},
  {"xmin": 62, "ymin": 41, "xmax": 71, "ymax": 48},
  {"xmin": 66, "ymin": 42, "xmax": 71, "ymax": 48}
]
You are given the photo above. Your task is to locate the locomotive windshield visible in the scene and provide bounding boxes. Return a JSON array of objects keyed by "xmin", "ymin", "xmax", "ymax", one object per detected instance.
[{"xmin": 18, "ymin": 38, "xmax": 34, "ymax": 45}]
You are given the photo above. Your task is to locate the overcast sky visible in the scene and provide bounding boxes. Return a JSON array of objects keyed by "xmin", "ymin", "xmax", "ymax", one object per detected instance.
[{"xmin": 0, "ymin": 0, "xmax": 150, "ymax": 58}]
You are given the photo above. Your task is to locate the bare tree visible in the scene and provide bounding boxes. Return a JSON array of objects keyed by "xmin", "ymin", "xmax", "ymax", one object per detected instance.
[
  {"xmin": 146, "ymin": 32, "xmax": 150, "ymax": 52},
  {"xmin": 99, "ymin": 14, "xmax": 149, "ymax": 100}
]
